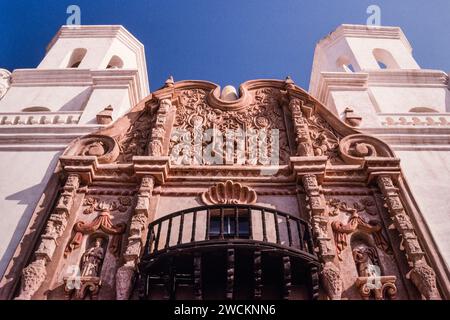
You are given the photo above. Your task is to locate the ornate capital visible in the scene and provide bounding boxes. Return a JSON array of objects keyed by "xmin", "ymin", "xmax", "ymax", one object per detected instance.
[
  {"xmin": 321, "ymin": 261, "xmax": 343, "ymax": 300},
  {"xmin": 15, "ymin": 258, "xmax": 47, "ymax": 300},
  {"xmin": 116, "ymin": 265, "xmax": 135, "ymax": 300},
  {"xmin": 407, "ymin": 261, "xmax": 440, "ymax": 300}
]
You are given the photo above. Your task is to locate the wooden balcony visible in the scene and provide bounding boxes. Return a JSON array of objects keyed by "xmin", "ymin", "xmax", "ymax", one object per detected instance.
[{"xmin": 139, "ymin": 205, "xmax": 320, "ymax": 300}]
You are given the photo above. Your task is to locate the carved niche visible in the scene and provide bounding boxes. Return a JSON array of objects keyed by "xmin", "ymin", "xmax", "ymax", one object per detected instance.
[
  {"xmin": 64, "ymin": 236, "xmax": 107, "ymax": 300},
  {"xmin": 64, "ymin": 207, "xmax": 127, "ymax": 258},
  {"xmin": 62, "ymin": 201, "xmax": 128, "ymax": 300},
  {"xmin": 351, "ymin": 240, "xmax": 397, "ymax": 300}
]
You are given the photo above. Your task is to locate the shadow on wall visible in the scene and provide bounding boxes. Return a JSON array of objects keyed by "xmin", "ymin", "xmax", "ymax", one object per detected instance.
[
  {"xmin": 0, "ymin": 152, "xmax": 61, "ymax": 278},
  {"xmin": 59, "ymin": 87, "xmax": 92, "ymax": 112}
]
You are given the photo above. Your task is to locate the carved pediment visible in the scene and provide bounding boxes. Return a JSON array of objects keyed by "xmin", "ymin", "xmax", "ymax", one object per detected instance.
[{"xmin": 60, "ymin": 78, "xmax": 396, "ymax": 177}]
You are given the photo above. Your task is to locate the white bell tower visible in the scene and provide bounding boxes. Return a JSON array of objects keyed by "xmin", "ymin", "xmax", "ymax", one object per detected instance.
[
  {"xmin": 0, "ymin": 25, "xmax": 150, "ymax": 279},
  {"xmin": 0, "ymin": 25, "xmax": 149, "ymax": 124},
  {"xmin": 309, "ymin": 24, "xmax": 450, "ymax": 271}
]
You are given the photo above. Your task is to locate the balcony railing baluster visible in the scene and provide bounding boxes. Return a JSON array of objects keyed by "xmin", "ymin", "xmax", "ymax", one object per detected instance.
[
  {"xmin": 154, "ymin": 222, "xmax": 162, "ymax": 253},
  {"xmin": 220, "ymin": 207, "xmax": 225, "ymax": 240},
  {"xmin": 297, "ymin": 220, "xmax": 304, "ymax": 251},
  {"xmin": 178, "ymin": 212, "xmax": 185, "ymax": 245},
  {"xmin": 205, "ymin": 208, "xmax": 210, "ymax": 241},
  {"xmin": 248, "ymin": 207, "xmax": 253, "ymax": 240},
  {"xmin": 191, "ymin": 210, "xmax": 197, "ymax": 243},
  {"xmin": 274, "ymin": 210, "xmax": 280, "ymax": 245},
  {"xmin": 147, "ymin": 227, "xmax": 154, "ymax": 256},
  {"xmin": 286, "ymin": 216, "xmax": 292, "ymax": 247},
  {"xmin": 143, "ymin": 204, "xmax": 316, "ymax": 258},
  {"xmin": 261, "ymin": 209, "xmax": 268, "ymax": 242},
  {"xmin": 165, "ymin": 217, "xmax": 173, "ymax": 249},
  {"xmin": 234, "ymin": 206, "xmax": 239, "ymax": 238}
]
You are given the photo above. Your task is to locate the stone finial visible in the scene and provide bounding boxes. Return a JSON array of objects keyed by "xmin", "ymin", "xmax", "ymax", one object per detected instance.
[
  {"xmin": 284, "ymin": 76, "xmax": 295, "ymax": 89},
  {"xmin": 343, "ymin": 107, "xmax": 362, "ymax": 127},
  {"xmin": 96, "ymin": 105, "xmax": 114, "ymax": 125},
  {"xmin": 165, "ymin": 75, "xmax": 174, "ymax": 88},
  {"xmin": 220, "ymin": 85, "xmax": 238, "ymax": 101}
]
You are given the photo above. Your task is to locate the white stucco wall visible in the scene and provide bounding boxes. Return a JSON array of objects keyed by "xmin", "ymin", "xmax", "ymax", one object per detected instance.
[
  {"xmin": 39, "ymin": 38, "xmax": 113, "ymax": 69},
  {"xmin": 396, "ymin": 150, "xmax": 450, "ymax": 268},
  {"xmin": 78, "ymin": 87, "xmax": 130, "ymax": 124},
  {"xmin": 0, "ymin": 150, "xmax": 61, "ymax": 276},
  {"xmin": 0, "ymin": 86, "xmax": 92, "ymax": 112},
  {"xmin": 0, "ymin": 25, "xmax": 150, "ymax": 280},
  {"xmin": 370, "ymin": 87, "xmax": 450, "ymax": 113},
  {"xmin": 329, "ymin": 90, "xmax": 380, "ymax": 127},
  {"xmin": 309, "ymin": 24, "xmax": 450, "ymax": 274}
]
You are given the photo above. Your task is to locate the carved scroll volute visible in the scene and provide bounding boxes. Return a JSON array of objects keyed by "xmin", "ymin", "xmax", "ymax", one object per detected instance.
[
  {"xmin": 16, "ymin": 175, "xmax": 80, "ymax": 300},
  {"xmin": 377, "ymin": 175, "xmax": 440, "ymax": 300},
  {"xmin": 301, "ymin": 174, "xmax": 342, "ymax": 300},
  {"xmin": 288, "ymin": 97, "xmax": 314, "ymax": 157},
  {"xmin": 0, "ymin": 68, "xmax": 11, "ymax": 100},
  {"xmin": 65, "ymin": 135, "xmax": 120, "ymax": 164},
  {"xmin": 116, "ymin": 175, "xmax": 155, "ymax": 300},
  {"xmin": 149, "ymin": 98, "xmax": 175, "ymax": 157},
  {"xmin": 339, "ymin": 134, "xmax": 394, "ymax": 165}
]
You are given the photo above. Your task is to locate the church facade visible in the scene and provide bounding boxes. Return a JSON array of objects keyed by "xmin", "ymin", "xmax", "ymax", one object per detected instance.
[{"xmin": 0, "ymin": 24, "xmax": 448, "ymax": 300}]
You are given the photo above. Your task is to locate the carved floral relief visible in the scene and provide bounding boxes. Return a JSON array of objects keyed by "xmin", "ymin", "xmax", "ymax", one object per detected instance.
[{"xmin": 170, "ymin": 88, "xmax": 291, "ymax": 165}]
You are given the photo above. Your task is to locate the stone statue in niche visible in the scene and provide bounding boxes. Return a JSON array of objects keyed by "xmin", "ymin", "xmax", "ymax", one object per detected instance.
[
  {"xmin": 352, "ymin": 241, "xmax": 397, "ymax": 300},
  {"xmin": 63, "ymin": 237, "xmax": 106, "ymax": 300},
  {"xmin": 80, "ymin": 238, "xmax": 105, "ymax": 277},
  {"xmin": 353, "ymin": 245, "xmax": 379, "ymax": 278}
]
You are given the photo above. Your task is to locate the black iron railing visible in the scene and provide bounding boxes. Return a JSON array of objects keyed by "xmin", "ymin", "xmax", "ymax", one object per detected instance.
[{"xmin": 143, "ymin": 204, "xmax": 315, "ymax": 258}]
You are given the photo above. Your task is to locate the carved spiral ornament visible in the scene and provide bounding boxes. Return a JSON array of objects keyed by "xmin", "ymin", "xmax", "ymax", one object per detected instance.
[
  {"xmin": 339, "ymin": 134, "xmax": 394, "ymax": 165},
  {"xmin": 201, "ymin": 180, "xmax": 257, "ymax": 205},
  {"xmin": 64, "ymin": 135, "xmax": 120, "ymax": 164}
]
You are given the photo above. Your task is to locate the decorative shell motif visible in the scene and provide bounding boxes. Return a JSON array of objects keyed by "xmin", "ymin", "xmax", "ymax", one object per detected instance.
[{"xmin": 201, "ymin": 180, "xmax": 257, "ymax": 205}]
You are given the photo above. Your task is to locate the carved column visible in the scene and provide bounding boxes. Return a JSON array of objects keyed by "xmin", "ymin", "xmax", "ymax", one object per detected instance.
[
  {"xmin": 301, "ymin": 174, "xmax": 342, "ymax": 300},
  {"xmin": 115, "ymin": 176, "xmax": 155, "ymax": 300},
  {"xmin": 149, "ymin": 98, "xmax": 172, "ymax": 156},
  {"xmin": 377, "ymin": 175, "xmax": 439, "ymax": 300},
  {"xmin": 15, "ymin": 174, "xmax": 80, "ymax": 300},
  {"xmin": 288, "ymin": 97, "xmax": 314, "ymax": 156}
]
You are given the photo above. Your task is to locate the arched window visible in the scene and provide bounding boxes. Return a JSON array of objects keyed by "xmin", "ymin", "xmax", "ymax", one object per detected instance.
[
  {"xmin": 336, "ymin": 55, "xmax": 355, "ymax": 73},
  {"xmin": 22, "ymin": 106, "xmax": 51, "ymax": 112},
  {"xmin": 373, "ymin": 48, "xmax": 399, "ymax": 69},
  {"xmin": 377, "ymin": 61, "xmax": 387, "ymax": 69},
  {"xmin": 67, "ymin": 48, "xmax": 87, "ymax": 68},
  {"xmin": 106, "ymin": 55, "xmax": 124, "ymax": 69},
  {"xmin": 409, "ymin": 107, "xmax": 438, "ymax": 113}
]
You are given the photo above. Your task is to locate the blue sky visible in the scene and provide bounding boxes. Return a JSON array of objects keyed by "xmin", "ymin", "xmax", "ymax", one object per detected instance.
[{"xmin": 0, "ymin": 0, "xmax": 449, "ymax": 91}]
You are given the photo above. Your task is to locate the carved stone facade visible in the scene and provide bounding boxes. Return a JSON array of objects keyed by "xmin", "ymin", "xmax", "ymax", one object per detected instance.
[{"xmin": 1, "ymin": 78, "xmax": 446, "ymax": 300}]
